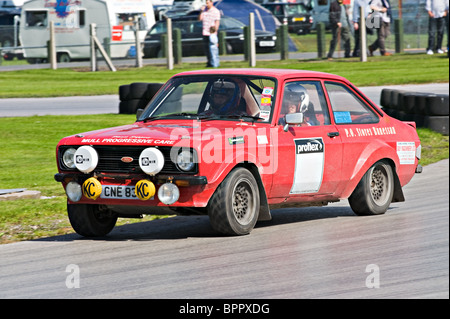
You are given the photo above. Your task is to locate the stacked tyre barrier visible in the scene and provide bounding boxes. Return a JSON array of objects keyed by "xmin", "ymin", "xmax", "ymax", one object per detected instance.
[
  {"xmin": 119, "ymin": 82, "xmax": 164, "ymax": 114},
  {"xmin": 380, "ymin": 88, "xmax": 449, "ymax": 135}
]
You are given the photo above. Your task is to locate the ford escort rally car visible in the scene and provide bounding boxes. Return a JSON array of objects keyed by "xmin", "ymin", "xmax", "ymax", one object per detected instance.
[{"xmin": 55, "ymin": 69, "xmax": 422, "ymax": 237}]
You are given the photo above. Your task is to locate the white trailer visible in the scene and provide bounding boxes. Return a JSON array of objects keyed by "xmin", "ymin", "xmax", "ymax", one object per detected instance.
[{"xmin": 19, "ymin": 0, "xmax": 155, "ymax": 63}]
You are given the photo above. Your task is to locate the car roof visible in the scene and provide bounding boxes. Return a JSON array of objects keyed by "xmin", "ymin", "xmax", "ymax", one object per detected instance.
[{"xmin": 174, "ymin": 68, "xmax": 350, "ymax": 83}]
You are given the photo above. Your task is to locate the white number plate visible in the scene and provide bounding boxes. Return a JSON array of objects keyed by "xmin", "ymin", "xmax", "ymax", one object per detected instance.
[
  {"xmin": 259, "ymin": 41, "xmax": 275, "ymax": 47},
  {"xmin": 101, "ymin": 185, "xmax": 140, "ymax": 200}
]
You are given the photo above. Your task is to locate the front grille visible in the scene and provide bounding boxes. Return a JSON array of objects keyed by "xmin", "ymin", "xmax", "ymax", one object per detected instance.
[{"xmin": 59, "ymin": 145, "xmax": 196, "ymax": 174}]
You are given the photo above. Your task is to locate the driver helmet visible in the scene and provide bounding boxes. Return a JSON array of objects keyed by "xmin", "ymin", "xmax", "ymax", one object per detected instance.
[
  {"xmin": 283, "ymin": 83, "xmax": 309, "ymax": 113},
  {"xmin": 209, "ymin": 80, "xmax": 240, "ymax": 114}
]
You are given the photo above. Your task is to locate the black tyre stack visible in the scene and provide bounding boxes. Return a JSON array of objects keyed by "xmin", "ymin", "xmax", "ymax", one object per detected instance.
[
  {"xmin": 380, "ymin": 88, "xmax": 449, "ymax": 135},
  {"xmin": 119, "ymin": 82, "xmax": 164, "ymax": 114}
]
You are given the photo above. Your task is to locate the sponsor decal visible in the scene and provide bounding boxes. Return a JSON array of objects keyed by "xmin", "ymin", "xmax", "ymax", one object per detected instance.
[
  {"xmin": 228, "ymin": 136, "xmax": 245, "ymax": 145},
  {"xmin": 135, "ymin": 180, "xmax": 156, "ymax": 201},
  {"xmin": 82, "ymin": 177, "xmax": 102, "ymax": 200},
  {"xmin": 81, "ymin": 137, "xmax": 176, "ymax": 145},
  {"xmin": 291, "ymin": 138, "xmax": 324, "ymax": 194},
  {"xmin": 295, "ymin": 138, "xmax": 324, "ymax": 154},
  {"xmin": 141, "ymin": 157, "xmax": 156, "ymax": 166},
  {"xmin": 257, "ymin": 135, "xmax": 268, "ymax": 145},
  {"xmin": 397, "ymin": 142, "xmax": 416, "ymax": 165},
  {"xmin": 343, "ymin": 126, "xmax": 397, "ymax": 138}
]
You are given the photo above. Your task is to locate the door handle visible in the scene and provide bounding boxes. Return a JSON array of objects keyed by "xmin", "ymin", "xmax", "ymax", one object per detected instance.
[{"xmin": 327, "ymin": 131, "xmax": 340, "ymax": 138}]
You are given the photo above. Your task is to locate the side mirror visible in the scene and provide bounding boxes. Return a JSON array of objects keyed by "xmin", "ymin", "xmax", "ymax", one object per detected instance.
[
  {"xmin": 136, "ymin": 108, "xmax": 144, "ymax": 120},
  {"xmin": 283, "ymin": 112, "xmax": 304, "ymax": 132}
]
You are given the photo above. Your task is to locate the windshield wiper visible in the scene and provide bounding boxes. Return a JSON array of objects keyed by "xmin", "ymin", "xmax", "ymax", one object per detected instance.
[
  {"xmin": 221, "ymin": 114, "xmax": 264, "ymax": 121},
  {"xmin": 142, "ymin": 113, "xmax": 196, "ymax": 122}
]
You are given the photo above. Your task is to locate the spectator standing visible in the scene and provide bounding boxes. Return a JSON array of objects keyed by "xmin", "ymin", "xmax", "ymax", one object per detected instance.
[
  {"xmin": 368, "ymin": 0, "xmax": 392, "ymax": 56},
  {"xmin": 199, "ymin": 0, "xmax": 221, "ymax": 67},
  {"xmin": 426, "ymin": 0, "xmax": 449, "ymax": 54},
  {"xmin": 352, "ymin": 0, "xmax": 372, "ymax": 57},
  {"xmin": 327, "ymin": 0, "xmax": 351, "ymax": 60}
]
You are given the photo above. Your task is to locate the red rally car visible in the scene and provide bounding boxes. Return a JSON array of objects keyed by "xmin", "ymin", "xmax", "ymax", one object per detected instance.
[{"xmin": 55, "ymin": 69, "xmax": 422, "ymax": 237}]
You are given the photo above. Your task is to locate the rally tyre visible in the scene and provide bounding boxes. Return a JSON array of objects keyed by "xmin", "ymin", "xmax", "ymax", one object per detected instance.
[
  {"xmin": 348, "ymin": 161, "xmax": 394, "ymax": 216},
  {"xmin": 68, "ymin": 204, "xmax": 117, "ymax": 237},
  {"xmin": 208, "ymin": 168, "xmax": 260, "ymax": 235}
]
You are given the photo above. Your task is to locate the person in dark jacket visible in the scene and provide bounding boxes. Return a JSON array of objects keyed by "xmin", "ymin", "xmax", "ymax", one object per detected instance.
[{"xmin": 327, "ymin": 0, "xmax": 351, "ymax": 59}]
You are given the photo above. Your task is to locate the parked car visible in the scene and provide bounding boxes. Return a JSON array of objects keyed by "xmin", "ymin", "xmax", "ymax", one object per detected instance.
[
  {"xmin": 55, "ymin": 68, "xmax": 422, "ymax": 237},
  {"xmin": 143, "ymin": 14, "xmax": 277, "ymax": 58},
  {"xmin": 262, "ymin": 1, "xmax": 313, "ymax": 34}
]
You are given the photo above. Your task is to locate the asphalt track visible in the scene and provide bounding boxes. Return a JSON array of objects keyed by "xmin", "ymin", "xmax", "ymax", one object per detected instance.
[{"xmin": 0, "ymin": 158, "xmax": 448, "ymax": 299}]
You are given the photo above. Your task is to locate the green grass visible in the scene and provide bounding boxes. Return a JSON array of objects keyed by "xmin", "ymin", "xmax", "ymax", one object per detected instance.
[
  {"xmin": 0, "ymin": 53, "xmax": 448, "ymax": 98},
  {"xmin": 0, "ymin": 114, "xmax": 448, "ymax": 244}
]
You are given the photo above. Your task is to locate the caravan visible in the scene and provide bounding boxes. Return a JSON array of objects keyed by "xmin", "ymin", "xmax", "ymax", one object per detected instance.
[{"xmin": 20, "ymin": 0, "xmax": 155, "ymax": 63}]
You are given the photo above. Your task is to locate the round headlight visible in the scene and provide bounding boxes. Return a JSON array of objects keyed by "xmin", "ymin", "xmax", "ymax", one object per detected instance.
[
  {"xmin": 74, "ymin": 146, "xmax": 99, "ymax": 173},
  {"xmin": 158, "ymin": 183, "xmax": 180, "ymax": 205},
  {"xmin": 139, "ymin": 147, "xmax": 164, "ymax": 175},
  {"xmin": 62, "ymin": 148, "xmax": 77, "ymax": 169},
  {"xmin": 66, "ymin": 181, "xmax": 82, "ymax": 202},
  {"xmin": 176, "ymin": 150, "xmax": 195, "ymax": 172}
]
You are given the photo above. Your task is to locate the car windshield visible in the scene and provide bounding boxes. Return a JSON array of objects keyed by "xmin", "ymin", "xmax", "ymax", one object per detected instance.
[
  {"xmin": 138, "ymin": 75, "xmax": 277, "ymax": 122},
  {"xmin": 286, "ymin": 4, "xmax": 308, "ymax": 14}
]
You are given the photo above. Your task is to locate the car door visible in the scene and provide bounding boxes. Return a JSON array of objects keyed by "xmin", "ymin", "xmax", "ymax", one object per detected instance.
[
  {"xmin": 270, "ymin": 80, "xmax": 343, "ymax": 199},
  {"xmin": 323, "ymin": 80, "xmax": 383, "ymax": 186}
]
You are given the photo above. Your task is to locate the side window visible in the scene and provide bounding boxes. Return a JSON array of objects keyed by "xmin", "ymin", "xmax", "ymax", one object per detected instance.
[
  {"xmin": 26, "ymin": 11, "xmax": 48, "ymax": 27},
  {"xmin": 279, "ymin": 81, "xmax": 330, "ymax": 126},
  {"xmin": 325, "ymin": 82, "xmax": 379, "ymax": 124},
  {"xmin": 79, "ymin": 10, "xmax": 86, "ymax": 27}
]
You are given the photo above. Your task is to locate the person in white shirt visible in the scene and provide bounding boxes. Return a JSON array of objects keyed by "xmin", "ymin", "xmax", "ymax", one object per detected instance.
[
  {"xmin": 368, "ymin": 0, "xmax": 392, "ymax": 56},
  {"xmin": 426, "ymin": 0, "xmax": 449, "ymax": 54},
  {"xmin": 199, "ymin": 0, "xmax": 221, "ymax": 67}
]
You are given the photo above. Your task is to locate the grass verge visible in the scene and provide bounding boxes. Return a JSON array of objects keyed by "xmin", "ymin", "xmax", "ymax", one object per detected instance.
[{"xmin": 0, "ymin": 53, "xmax": 448, "ymax": 98}]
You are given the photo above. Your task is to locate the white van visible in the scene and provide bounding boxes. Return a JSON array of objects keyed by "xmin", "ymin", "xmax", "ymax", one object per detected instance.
[{"xmin": 20, "ymin": 0, "xmax": 155, "ymax": 63}]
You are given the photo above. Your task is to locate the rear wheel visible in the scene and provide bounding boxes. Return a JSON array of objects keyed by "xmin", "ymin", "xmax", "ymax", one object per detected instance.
[
  {"xmin": 208, "ymin": 167, "xmax": 260, "ymax": 235},
  {"xmin": 57, "ymin": 52, "xmax": 71, "ymax": 63},
  {"xmin": 349, "ymin": 161, "xmax": 394, "ymax": 216},
  {"xmin": 68, "ymin": 204, "xmax": 117, "ymax": 237}
]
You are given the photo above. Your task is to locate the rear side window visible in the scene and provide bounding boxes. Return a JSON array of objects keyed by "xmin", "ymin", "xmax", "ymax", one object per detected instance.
[
  {"xmin": 325, "ymin": 82, "xmax": 379, "ymax": 124},
  {"xmin": 26, "ymin": 11, "xmax": 48, "ymax": 27}
]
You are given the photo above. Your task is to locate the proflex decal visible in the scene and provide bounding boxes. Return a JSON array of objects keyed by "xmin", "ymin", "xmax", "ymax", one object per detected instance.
[{"xmin": 290, "ymin": 138, "xmax": 325, "ymax": 194}]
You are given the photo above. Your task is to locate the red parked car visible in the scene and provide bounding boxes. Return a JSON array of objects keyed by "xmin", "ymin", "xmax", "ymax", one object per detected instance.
[{"xmin": 55, "ymin": 69, "xmax": 422, "ymax": 237}]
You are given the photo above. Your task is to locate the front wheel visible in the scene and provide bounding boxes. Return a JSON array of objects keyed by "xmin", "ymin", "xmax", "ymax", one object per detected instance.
[
  {"xmin": 208, "ymin": 168, "xmax": 260, "ymax": 235},
  {"xmin": 68, "ymin": 204, "xmax": 117, "ymax": 237},
  {"xmin": 349, "ymin": 161, "xmax": 394, "ymax": 216}
]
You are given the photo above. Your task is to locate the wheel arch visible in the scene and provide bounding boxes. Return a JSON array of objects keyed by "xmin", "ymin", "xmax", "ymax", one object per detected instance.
[
  {"xmin": 235, "ymin": 162, "xmax": 272, "ymax": 221},
  {"xmin": 207, "ymin": 161, "xmax": 272, "ymax": 221},
  {"xmin": 341, "ymin": 142, "xmax": 403, "ymax": 201}
]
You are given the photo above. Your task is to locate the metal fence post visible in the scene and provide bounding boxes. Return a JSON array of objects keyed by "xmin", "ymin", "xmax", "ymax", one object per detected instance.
[
  {"xmin": 90, "ymin": 23, "xmax": 97, "ymax": 72},
  {"xmin": 249, "ymin": 12, "xmax": 256, "ymax": 67},
  {"xmin": 219, "ymin": 31, "xmax": 226, "ymax": 55},
  {"xmin": 395, "ymin": 19, "xmax": 404, "ymax": 54},
  {"xmin": 49, "ymin": 21, "xmax": 57, "ymax": 69},
  {"xmin": 173, "ymin": 28, "xmax": 182, "ymax": 65},
  {"xmin": 243, "ymin": 26, "xmax": 249, "ymax": 61},
  {"xmin": 316, "ymin": 22, "xmax": 326, "ymax": 58},
  {"xmin": 166, "ymin": 18, "xmax": 174, "ymax": 70},
  {"xmin": 280, "ymin": 24, "xmax": 288, "ymax": 60},
  {"xmin": 360, "ymin": 6, "xmax": 367, "ymax": 62},
  {"xmin": 134, "ymin": 19, "xmax": 143, "ymax": 68}
]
